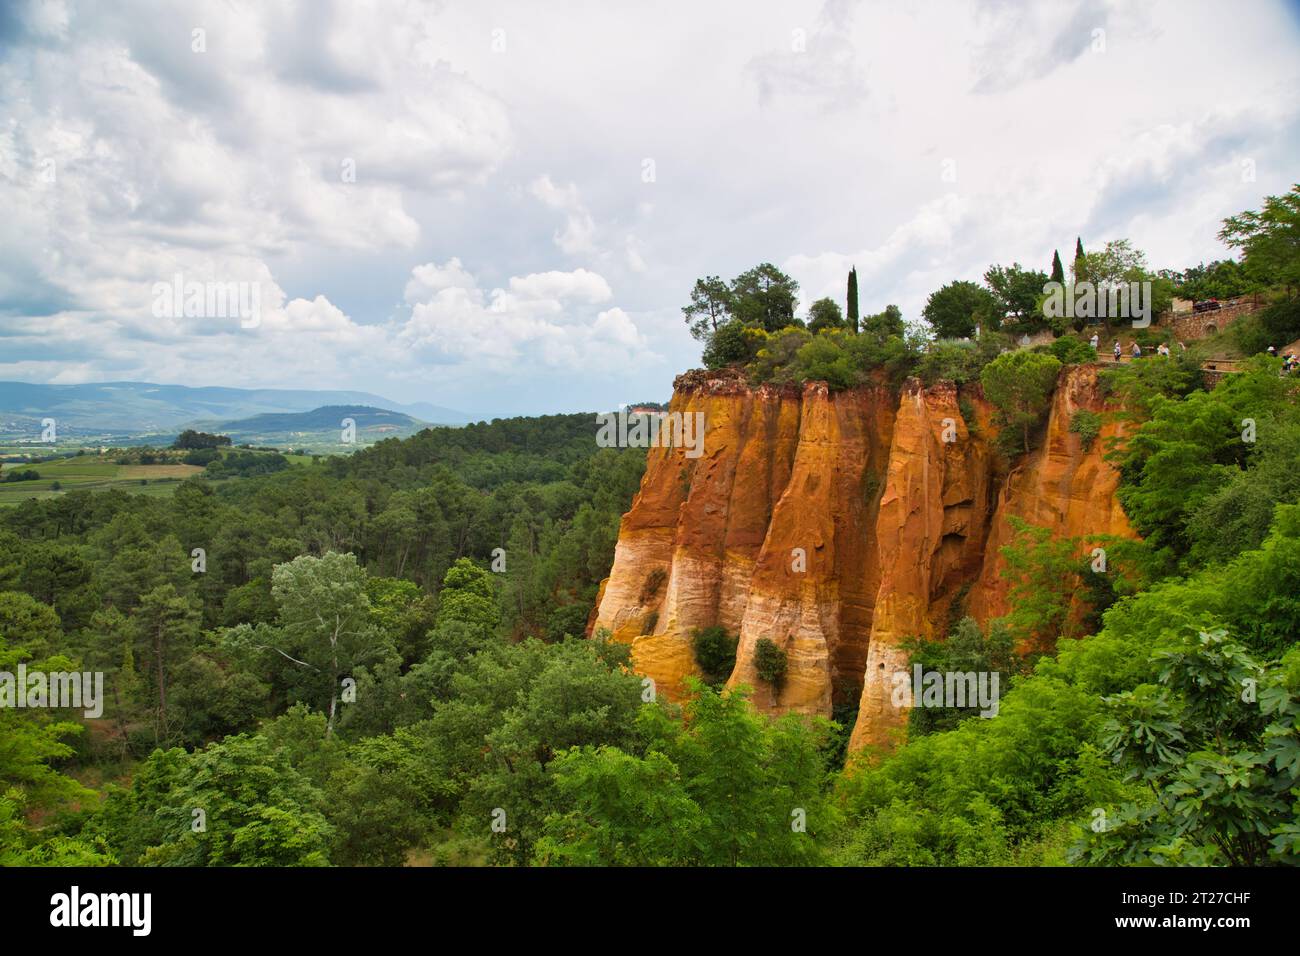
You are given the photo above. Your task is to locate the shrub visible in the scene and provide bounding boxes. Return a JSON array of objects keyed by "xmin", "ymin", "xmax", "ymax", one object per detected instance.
[
  {"xmin": 544, "ymin": 604, "xmax": 591, "ymax": 642},
  {"xmin": 702, "ymin": 320, "xmax": 756, "ymax": 368},
  {"xmin": 979, "ymin": 351, "xmax": 1063, "ymax": 455},
  {"xmin": 1069, "ymin": 409, "xmax": 1102, "ymax": 451},
  {"xmin": 183, "ymin": 447, "xmax": 221, "ymax": 466},
  {"xmin": 754, "ymin": 638, "xmax": 788, "ymax": 688},
  {"xmin": 1046, "ymin": 336, "xmax": 1097, "ymax": 365},
  {"xmin": 916, "ymin": 333, "xmax": 1012, "ymax": 385},
  {"xmin": 749, "ymin": 327, "xmax": 812, "ymax": 383},
  {"xmin": 958, "ymin": 398, "xmax": 980, "ymax": 436},
  {"xmin": 691, "ymin": 626, "xmax": 738, "ymax": 685},
  {"xmin": 916, "ymin": 339, "xmax": 983, "ymax": 385},
  {"xmin": 793, "ymin": 333, "xmax": 859, "ymax": 388}
]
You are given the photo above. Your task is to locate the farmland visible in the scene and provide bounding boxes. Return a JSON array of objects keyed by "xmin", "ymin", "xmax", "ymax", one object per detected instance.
[{"xmin": 0, "ymin": 452, "xmax": 208, "ymax": 505}]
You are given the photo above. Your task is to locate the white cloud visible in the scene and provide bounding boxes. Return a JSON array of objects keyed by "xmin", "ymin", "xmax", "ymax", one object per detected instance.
[
  {"xmin": 400, "ymin": 260, "xmax": 646, "ymax": 370},
  {"xmin": 2, "ymin": 0, "xmax": 1298, "ymax": 416},
  {"xmin": 529, "ymin": 174, "xmax": 598, "ymax": 256}
]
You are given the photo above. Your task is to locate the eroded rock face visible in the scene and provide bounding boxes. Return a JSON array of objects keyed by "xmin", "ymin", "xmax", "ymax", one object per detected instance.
[
  {"xmin": 848, "ymin": 378, "xmax": 998, "ymax": 753},
  {"xmin": 964, "ymin": 364, "xmax": 1135, "ymax": 626},
  {"xmin": 591, "ymin": 364, "xmax": 1135, "ymax": 754}
]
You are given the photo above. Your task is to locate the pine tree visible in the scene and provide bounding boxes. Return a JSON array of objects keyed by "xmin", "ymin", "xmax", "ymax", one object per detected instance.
[
  {"xmin": 1051, "ymin": 249, "xmax": 1065, "ymax": 285},
  {"xmin": 1073, "ymin": 237, "xmax": 1087, "ymax": 283},
  {"xmin": 846, "ymin": 267, "xmax": 859, "ymax": 334}
]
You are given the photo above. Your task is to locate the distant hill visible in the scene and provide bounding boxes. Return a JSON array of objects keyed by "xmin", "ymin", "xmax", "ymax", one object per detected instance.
[
  {"xmin": 215, "ymin": 403, "xmax": 423, "ymax": 434},
  {"xmin": 0, "ymin": 381, "xmax": 471, "ymax": 438}
]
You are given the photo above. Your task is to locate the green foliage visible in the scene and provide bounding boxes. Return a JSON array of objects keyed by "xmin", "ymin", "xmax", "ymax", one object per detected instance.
[
  {"xmin": 846, "ymin": 267, "xmax": 859, "ymax": 333},
  {"xmin": 544, "ymin": 603, "xmax": 591, "ymax": 642},
  {"xmin": 979, "ymin": 350, "xmax": 1062, "ymax": 454},
  {"xmin": 96, "ymin": 734, "xmax": 333, "ymax": 866},
  {"xmin": 173, "ymin": 429, "xmax": 232, "ymax": 451},
  {"xmin": 922, "ymin": 280, "xmax": 998, "ymax": 339},
  {"xmin": 1069, "ymin": 409, "xmax": 1102, "ymax": 451},
  {"xmin": 1172, "ymin": 259, "xmax": 1251, "ymax": 301},
  {"xmin": 996, "ymin": 517, "xmax": 1125, "ymax": 651},
  {"xmin": 902, "ymin": 617, "xmax": 1026, "ymax": 737},
  {"xmin": 182, "ymin": 447, "xmax": 221, "ymax": 466},
  {"xmin": 267, "ymin": 552, "xmax": 394, "ymax": 735},
  {"xmin": 914, "ymin": 333, "xmax": 1009, "ymax": 385},
  {"xmin": 840, "ymin": 499, "xmax": 1300, "ymax": 866},
  {"xmin": 984, "ymin": 263, "xmax": 1050, "ymax": 332},
  {"xmin": 691, "ymin": 626, "xmax": 737, "ymax": 686},
  {"xmin": 1046, "ymin": 335, "xmax": 1098, "ymax": 365},
  {"xmin": 793, "ymin": 333, "xmax": 860, "ymax": 388},
  {"xmin": 1051, "ymin": 250, "xmax": 1065, "ymax": 285},
  {"xmin": 754, "ymin": 638, "xmax": 788, "ymax": 687},
  {"xmin": 861, "ymin": 304, "xmax": 905, "ymax": 339},
  {"xmin": 682, "ymin": 275, "xmax": 735, "ymax": 340},
  {"xmin": 701, "ymin": 319, "xmax": 756, "ymax": 368},
  {"xmin": 205, "ymin": 450, "xmax": 289, "ymax": 477},
  {"xmin": 411, "ymin": 637, "xmax": 647, "ymax": 865},
  {"xmin": 807, "ymin": 296, "xmax": 845, "ymax": 333},
  {"xmin": 1077, "ymin": 629, "xmax": 1299, "ymax": 866},
  {"xmin": 536, "ymin": 683, "xmax": 834, "ymax": 866},
  {"xmin": 1185, "ymin": 415, "xmax": 1300, "ymax": 565},
  {"xmin": 748, "ymin": 326, "xmax": 812, "ymax": 382},
  {"xmin": 1219, "ymin": 183, "xmax": 1300, "ymax": 293},
  {"xmin": 1114, "ymin": 362, "xmax": 1292, "ymax": 565},
  {"xmin": 731, "ymin": 263, "xmax": 800, "ymax": 332}
]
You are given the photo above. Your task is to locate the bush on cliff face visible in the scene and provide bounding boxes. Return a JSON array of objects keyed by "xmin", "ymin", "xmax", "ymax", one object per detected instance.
[
  {"xmin": 755, "ymin": 638, "xmax": 788, "ymax": 688},
  {"xmin": 1068, "ymin": 409, "xmax": 1101, "ymax": 450},
  {"xmin": 692, "ymin": 626, "xmax": 737, "ymax": 686}
]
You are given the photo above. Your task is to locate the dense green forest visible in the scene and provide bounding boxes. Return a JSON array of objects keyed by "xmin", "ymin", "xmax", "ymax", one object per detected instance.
[{"xmin": 2, "ymin": 187, "xmax": 1299, "ymax": 867}]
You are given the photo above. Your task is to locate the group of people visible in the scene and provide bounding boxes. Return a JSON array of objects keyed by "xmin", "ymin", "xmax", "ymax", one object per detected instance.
[
  {"xmin": 1089, "ymin": 333, "xmax": 1184, "ymax": 361},
  {"xmin": 1267, "ymin": 345, "xmax": 1299, "ymax": 374}
]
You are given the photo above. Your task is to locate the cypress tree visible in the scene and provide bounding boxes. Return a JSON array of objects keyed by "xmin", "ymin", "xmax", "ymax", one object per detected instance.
[
  {"xmin": 1051, "ymin": 249, "xmax": 1065, "ymax": 285},
  {"xmin": 847, "ymin": 266, "xmax": 859, "ymax": 334},
  {"xmin": 1073, "ymin": 237, "xmax": 1087, "ymax": 282}
]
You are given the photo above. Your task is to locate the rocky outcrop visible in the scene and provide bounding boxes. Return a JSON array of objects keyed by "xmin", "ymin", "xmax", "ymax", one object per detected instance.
[{"xmin": 591, "ymin": 364, "xmax": 1135, "ymax": 754}]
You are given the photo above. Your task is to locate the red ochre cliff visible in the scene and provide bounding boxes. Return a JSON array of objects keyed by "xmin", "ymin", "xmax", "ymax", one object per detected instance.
[{"xmin": 590, "ymin": 364, "xmax": 1135, "ymax": 755}]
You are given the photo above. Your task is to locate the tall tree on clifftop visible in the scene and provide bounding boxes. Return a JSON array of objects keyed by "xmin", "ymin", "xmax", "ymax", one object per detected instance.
[
  {"xmin": 1051, "ymin": 249, "xmax": 1065, "ymax": 285},
  {"xmin": 682, "ymin": 276, "xmax": 735, "ymax": 340},
  {"xmin": 1073, "ymin": 237, "xmax": 1087, "ymax": 283},
  {"xmin": 731, "ymin": 263, "xmax": 799, "ymax": 332},
  {"xmin": 847, "ymin": 266, "xmax": 859, "ymax": 333}
]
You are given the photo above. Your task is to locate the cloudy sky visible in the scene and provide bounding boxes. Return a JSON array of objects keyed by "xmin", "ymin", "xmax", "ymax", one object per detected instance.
[{"xmin": 2, "ymin": 0, "xmax": 1298, "ymax": 418}]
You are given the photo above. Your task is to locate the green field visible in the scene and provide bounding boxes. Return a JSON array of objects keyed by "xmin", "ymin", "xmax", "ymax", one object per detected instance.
[{"xmin": 0, "ymin": 455, "xmax": 206, "ymax": 506}]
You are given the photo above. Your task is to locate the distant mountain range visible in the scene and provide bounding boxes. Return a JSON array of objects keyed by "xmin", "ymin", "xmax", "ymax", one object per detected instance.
[{"xmin": 0, "ymin": 381, "xmax": 472, "ymax": 438}]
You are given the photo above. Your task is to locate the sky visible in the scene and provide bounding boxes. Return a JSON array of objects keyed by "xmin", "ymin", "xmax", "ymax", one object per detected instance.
[{"xmin": 1, "ymin": 0, "xmax": 1298, "ymax": 419}]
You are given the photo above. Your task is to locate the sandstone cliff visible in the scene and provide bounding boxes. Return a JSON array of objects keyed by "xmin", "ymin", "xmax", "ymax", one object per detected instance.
[{"xmin": 591, "ymin": 364, "xmax": 1134, "ymax": 754}]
